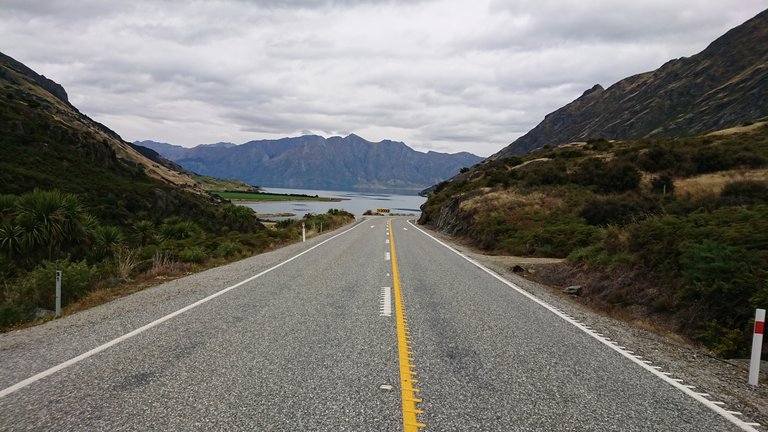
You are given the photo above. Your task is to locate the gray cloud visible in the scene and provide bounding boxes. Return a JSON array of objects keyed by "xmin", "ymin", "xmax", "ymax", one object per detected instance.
[{"xmin": 1, "ymin": 0, "xmax": 764, "ymax": 157}]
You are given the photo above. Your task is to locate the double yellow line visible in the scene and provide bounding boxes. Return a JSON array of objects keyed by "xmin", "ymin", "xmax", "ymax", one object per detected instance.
[{"xmin": 388, "ymin": 219, "xmax": 426, "ymax": 431}]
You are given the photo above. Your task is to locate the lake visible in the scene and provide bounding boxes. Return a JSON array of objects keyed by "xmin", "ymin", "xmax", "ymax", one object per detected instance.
[{"xmin": 242, "ymin": 187, "xmax": 427, "ymax": 219}]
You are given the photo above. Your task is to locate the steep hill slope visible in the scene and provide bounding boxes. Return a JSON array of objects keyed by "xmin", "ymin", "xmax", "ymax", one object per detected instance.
[
  {"xmin": 0, "ymin": 52, "xmax": 210, "ymax": 222},
  {"xmin": 138, "ymin": 135, "xmax": 484, "ymax": 193},
  {"xmin": 495, "ymin": 8, "xmax": 768, "ymax": 157}
]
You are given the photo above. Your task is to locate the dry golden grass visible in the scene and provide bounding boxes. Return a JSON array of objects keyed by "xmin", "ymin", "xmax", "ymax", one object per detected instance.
[
  {"xmin": 460, "ymin": 188, "xmax": 563, "ymax": 217},
  {"xmin": 675, "ymin": 168, "xmax": 768, "ymax": 198},
  {"xmin": 705, "ymin": 121, "xmax": 767, "ymax": 137}
]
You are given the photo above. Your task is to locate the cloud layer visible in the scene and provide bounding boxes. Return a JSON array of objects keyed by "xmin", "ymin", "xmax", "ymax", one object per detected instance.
[{"xmin": 2, "ymin": 1, "xmax": 764, "ymax": 156}]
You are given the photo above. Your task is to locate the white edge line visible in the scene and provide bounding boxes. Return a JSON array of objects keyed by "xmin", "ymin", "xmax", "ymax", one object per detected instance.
[
  {"xmin": 407, "ymin": 220, "xmax": 760, "ymax": 432},
  {"xmin": 0, "ymin": 220, "xmax": 366, "ymax": 399}
]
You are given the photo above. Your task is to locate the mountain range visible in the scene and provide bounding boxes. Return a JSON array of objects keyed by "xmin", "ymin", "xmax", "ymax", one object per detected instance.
[
  {"xmin": 494, "ymin": 8, "xmax": 768, "ymax": 157},
  {"xmin": 138, "ymin": 136, "xmax": 483, "ymax": 193}
]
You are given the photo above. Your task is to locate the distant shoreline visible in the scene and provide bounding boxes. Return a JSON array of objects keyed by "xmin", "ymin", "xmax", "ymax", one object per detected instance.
[{"xmin": 214, "ymin": 190, "xmax": 346, "ymax": 203}]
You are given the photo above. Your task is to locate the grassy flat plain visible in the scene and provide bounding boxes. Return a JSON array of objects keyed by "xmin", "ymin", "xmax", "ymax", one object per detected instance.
[{"xmin": 214, "ymin": 191, "xmax": 343, "ymax": 202}]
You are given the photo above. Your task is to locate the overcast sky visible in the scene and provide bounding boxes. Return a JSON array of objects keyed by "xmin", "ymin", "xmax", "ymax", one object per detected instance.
[{"xmin": 1, "ymin": 1, "xmax": 765, "ymax": 156}]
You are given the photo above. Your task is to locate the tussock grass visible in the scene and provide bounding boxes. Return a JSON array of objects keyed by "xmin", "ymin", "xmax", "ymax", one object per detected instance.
[{"xmin": 675, "ymin": 168, "xmax": 768, "ymax": 198}]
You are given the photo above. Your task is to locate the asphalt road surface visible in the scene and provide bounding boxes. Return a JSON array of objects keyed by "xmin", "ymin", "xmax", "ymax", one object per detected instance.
[{"xmin": 0, "ymin": 217, "xmax": 755, "ymax": 431}]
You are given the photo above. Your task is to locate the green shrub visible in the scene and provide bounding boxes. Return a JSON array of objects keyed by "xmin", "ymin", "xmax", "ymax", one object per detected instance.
[
  {"xmin": 159, "ymin": 218, "xmax": 201, "ymax": 240},
  {"xmin": 473, "ymin": 214, "xmax": 517, "ymax": 250},
  {"xmin": 132, "ymin": 220, "xmax": 155, "ymax": 246},
  {"xmin": 523, "ymin": 162, "xmax": 567, "ymax": 186},
  {"xmin": 219, "ymin": 204, "xmax": 259, "ymax": 232},
  {"xmin": 327, "ymin": 208, "xmax": 354, "ymax": 218},
  {"xmin": 213, "ymin": 241, "xmax": 239, "ymax": 258},
  {"xmin": 275, "ymin": 219, "xmax": 293, "ymax": 229},
  {"xmin": 638, "ymin": 146, "xmax": 688, "ymax": 173},
  {"xmin": 580, "ymin": 194, "xmax": 660, "ymax": 226},
  {"xmin": 503, "ymin": 156, "xmax": 524, "ymax": 167},
  {"xmin": 678, "ymin": 241, "xmax": 757, "ymax": 307},
  {"xmin": 719, "ymin": 180, "xmax": 768, "ymax": 206},
  {"xmin": 21, "ymin": 258, "xmax": 98, "ymax": 310},
  {"xmin": 0, "ymin": 302, "xmax": 34, "ymax": 328},
  {"xmin": 553, "ymin": 149, "xmax": 585, "ymax": 159},
  {"xmin": 485, "ymin": 169, "xmax": 514, "ymax": 187},
  {"xmin": 572, "ymin": 159, "xmax": 640, "ymax": 193},
  {"xmin": 521, "ymin": 223, "xmax": 600, "ymax": 258},
  {"xmin": 179, "ymin": 246, "xmax": 207, "ymax": 263},
  {"xmin": 587, "ymin": 139, "xmax": 612, "ymax": 151},
  {"xmin": 693, "ymin": 321, "xmax": 746, "ymax": 358},
  {"xmin": 92, "ymin": 226, "xmax": 125, "ymax": 260}
]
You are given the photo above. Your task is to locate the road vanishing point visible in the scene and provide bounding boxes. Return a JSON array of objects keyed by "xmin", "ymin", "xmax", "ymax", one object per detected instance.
[{"xmin": 0, "ymin": 217, "xmax": 758, "ymax": 431}]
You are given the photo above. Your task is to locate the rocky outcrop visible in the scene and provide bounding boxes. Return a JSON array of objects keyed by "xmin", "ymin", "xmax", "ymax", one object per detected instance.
[
  {"xmin": 495, "ymin": 8, "xmax": 768, "ymax": 157},
  {"xmin": 0, "ymin": 52, "xmax": 70, "ymax": 106}
]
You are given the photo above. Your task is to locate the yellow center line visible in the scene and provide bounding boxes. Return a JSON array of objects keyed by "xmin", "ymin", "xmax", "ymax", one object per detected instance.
[{"xmin": 389, "ymin": 219, "xmax": 426, "ymax": 431}]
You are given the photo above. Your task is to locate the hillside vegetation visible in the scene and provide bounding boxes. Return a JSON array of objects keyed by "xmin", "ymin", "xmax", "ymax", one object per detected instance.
[
  {"xmin": 420, "ymin": 123, "xmax": 768, "ymax": 356},
  {"xmin": 0, "ymin": 52, "xmax": 356, "ymax": 330}
]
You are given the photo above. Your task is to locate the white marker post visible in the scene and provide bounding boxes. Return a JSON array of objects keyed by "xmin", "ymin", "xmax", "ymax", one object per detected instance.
[
  {"xmin": 301, "ymin": 223, "xmax": 306, "ymax": 243},
  {"xmin": 749, "ymin": 308, "xmax": 765, "ymax": 386},
  {"xmin": 55, "ymin": 270, "xmax": 62, "ymax": 318}
]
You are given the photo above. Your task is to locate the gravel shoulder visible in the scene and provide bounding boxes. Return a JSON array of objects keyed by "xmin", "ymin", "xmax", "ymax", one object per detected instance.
[{"xmin": 418, "ymin": 223, "xmax": 768, "ymax": 428}]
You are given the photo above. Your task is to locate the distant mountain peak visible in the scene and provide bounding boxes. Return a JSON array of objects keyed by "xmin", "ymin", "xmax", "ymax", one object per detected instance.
[
  {"xmin": 142, "ymin": 134, "xmax": 484, "ymax": 193},
  {"xmin": 581, "ymin": 84, "xmax": 604, "ymax": 97}
]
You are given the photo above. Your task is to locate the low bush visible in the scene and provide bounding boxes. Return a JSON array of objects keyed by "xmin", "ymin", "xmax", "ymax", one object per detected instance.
[
  {"xmin": 20, "ymin": 258, "xmax": 98, "ymax": 311},
  {"xmin": 213, "ymin": 241, "xmax": 239, "ymax": 258},
  {"xmin": 572, "ymin": 158, "xmax": 641, "ymax": 193},
  {"xmin": 179, "ymin": 246, "xmax": 207, "ymax": 263},
  {"xmin": 580, "ymin": 194, "xmax": 660, "ymax": 226},
  {"xmin": 523, "ymin": 162, "xmax": 567, "ymax": 186},
  {"xmin": 719, "ymin": 180, "xmax": 768, "ymax": 206},
  {"xmin": 519, "ymin": 223, "xmax": 600, "ymax": 258}
]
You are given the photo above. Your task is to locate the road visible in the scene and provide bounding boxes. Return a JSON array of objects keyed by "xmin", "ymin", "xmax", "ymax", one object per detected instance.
[{"xmin": 0, "ymin": 217, "xmax": 756, "ymax": 431}]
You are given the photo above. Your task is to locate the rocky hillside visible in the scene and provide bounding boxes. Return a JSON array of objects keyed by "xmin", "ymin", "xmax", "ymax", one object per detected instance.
[
  {"xmin": 138, "ymin": 135, "xmax": 484, "ymax": 193},
  {"xmin": 0, "ymin": 51, "xmax": 211, "ymax": 222},
  {"xmin": 495, "ymin": 8, "xmax": 768, "ymax": 157}
]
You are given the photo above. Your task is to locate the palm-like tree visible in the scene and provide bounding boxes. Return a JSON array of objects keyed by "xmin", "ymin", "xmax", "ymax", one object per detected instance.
[
  {"xmin": 0, "ymin": 224, "xmax": 23, "ymax": 257},
  {"xmin": 6, "ymin": 189, "xmax": 93, "ymax": 262},
  {"xmin": 132, "ymin": 220, "xmax": 155, "ymax": 246},
  {"xmin": 93, "ymin": 225, "xmax": 125, "ymax": 258}
]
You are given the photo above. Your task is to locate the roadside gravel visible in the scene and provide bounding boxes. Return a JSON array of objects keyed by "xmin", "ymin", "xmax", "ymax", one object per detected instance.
[{"xmin": 420, "ymin": 223, "xmax": 768, "ymax": 428}]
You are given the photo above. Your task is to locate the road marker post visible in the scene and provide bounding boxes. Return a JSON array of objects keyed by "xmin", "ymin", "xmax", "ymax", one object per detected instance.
[
  {"xmin": 749, "ymin": 308, "xmax": 765, "ymax": 386},
  {"xmin": 55, "ymin": 270, "xmax": 62, "ymax": 318},
  {"xmin": 302, "ymin": 222, "xmax": 306, "ymax": 242}
]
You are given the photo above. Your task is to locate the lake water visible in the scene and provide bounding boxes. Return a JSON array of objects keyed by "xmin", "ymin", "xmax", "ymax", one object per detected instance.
[{"xmin": 242, "ymin": 187, "xmax": 427, "ymax": 219}]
